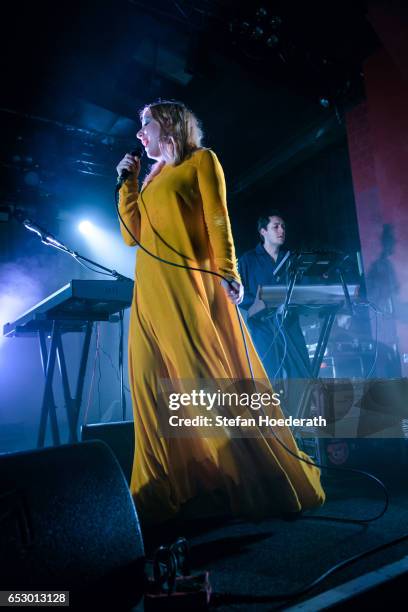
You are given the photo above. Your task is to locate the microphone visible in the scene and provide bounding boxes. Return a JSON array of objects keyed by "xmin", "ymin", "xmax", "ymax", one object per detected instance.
[
  {"xmin": 22, "ymin": 218, "xmax": 66, "ymax": 249},
  {"xmin": 117, "ymin": 144, "xmax": 144, "ymax": 187}
]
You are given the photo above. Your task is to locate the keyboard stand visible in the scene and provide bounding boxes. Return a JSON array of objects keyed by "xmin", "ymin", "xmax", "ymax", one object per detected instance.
[
  {"xmin": 274, "ymin": 255, "xmax": 355, "ymax": 464},
  {"xmin": 37, "ymin": 320, "xmax": 93, "ymax": 448},
  {"xmin": 277, "ymin": 252, "xmax": 355, "ymax": 382},
  {"xmin": 3, "ymin": 279, "xmax": 134, "ymax": 448},
  {"xmin": 279, "ymin": 318, "xmax": 313, "ymax": 378},
  {"xmin": 310, "ymin": 305, "xmax": 340, "ymax": 377}
]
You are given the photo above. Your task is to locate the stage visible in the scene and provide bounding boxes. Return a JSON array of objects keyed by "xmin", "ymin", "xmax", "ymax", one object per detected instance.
[
  {"xmin": 2, "ymin": 1, "xmax": 408, "ymax": 609},
  {"xmin": 141, "ymin": 458, "xmax": 408, "ymax": 610}
]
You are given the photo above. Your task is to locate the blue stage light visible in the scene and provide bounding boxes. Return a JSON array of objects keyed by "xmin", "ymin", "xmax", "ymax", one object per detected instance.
[{"xmin": 78, "ymin": 220, "xmax": 95, "ymax": 236}]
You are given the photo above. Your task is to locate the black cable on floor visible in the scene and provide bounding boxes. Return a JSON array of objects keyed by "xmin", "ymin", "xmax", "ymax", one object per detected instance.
[{"xmin": 211, "ymin": 531, "xmax": 408, "ymax": 607}]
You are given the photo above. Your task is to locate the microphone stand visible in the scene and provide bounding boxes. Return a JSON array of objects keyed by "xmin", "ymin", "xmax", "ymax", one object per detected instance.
[
  {"xmin": 16, "ymin": 212, "xmax": 131, "ymax": 421},
  {"xmin": 21, "ymin": 216, "xmax": 130, "ymax": 281},
  {"xmin": 280, "ymin": 252, "xmax": 302, "ymax": 321}
]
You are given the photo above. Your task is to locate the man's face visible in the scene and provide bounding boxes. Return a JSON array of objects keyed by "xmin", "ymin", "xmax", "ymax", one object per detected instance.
[{"xmin": 260, "ymin": 216, "xmax": 286, "ymax": 248}]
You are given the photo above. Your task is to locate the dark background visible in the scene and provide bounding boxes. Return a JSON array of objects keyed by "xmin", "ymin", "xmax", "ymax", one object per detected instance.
[{"xmin": 0, "ymin": 0, "xmax": 379, "ymax": 259}]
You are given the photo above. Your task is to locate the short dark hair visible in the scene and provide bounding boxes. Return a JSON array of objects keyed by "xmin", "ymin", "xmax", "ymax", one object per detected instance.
[{"xmin": 257, "ymin": 210, "xmax": 285, "ymax": 242}]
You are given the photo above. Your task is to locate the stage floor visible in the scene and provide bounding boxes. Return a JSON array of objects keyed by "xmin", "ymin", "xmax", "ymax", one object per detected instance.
[{"xmin": 138, "ymin": 462, "xmax": 408, "ymax": 610}]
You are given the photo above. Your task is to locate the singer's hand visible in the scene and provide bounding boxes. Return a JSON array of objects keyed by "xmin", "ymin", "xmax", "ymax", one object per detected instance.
[
  {"xmin": 221, "ymin": 279, "xmax": 244, "ymax": 305},
  {"xmin": 116, "ymin": 153, "xmax": 141, "ymax": 179}
]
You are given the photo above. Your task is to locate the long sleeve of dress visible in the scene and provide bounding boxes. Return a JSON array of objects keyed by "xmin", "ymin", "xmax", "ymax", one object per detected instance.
[
  {"xmin": 118, "ymin": 178, "xmax": 141, "ymax": 246},
  {"xmin": 197, "ymin": 149, "xmax": 241, "ymax": 283}
]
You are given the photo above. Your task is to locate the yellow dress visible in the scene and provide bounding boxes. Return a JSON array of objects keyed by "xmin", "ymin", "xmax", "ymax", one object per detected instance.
[{"xmin": 118, "ymin": 148, "xmax": 325, "ymax": 524}]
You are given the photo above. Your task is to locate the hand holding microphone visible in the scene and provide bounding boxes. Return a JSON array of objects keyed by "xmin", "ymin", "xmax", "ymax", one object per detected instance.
[{"xmin": 116, "ymin": 144, "xmax": 144, "ymax": 187}]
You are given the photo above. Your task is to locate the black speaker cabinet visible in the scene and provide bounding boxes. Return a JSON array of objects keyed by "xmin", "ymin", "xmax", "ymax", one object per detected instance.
[
  {"xmin": 81, "ymin": 420, "xmax": 135, "ymax": 484},
  {"xmin": 0, "ymin": 441, "xmax": 145, "ymax": 609}
]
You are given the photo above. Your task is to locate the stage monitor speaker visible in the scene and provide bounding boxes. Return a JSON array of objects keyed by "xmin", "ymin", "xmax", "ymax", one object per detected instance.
[
  {"xmin": 0, "ymin": 440, "xmax": 145, "ymax": 609},
  {"xmin": 81, "ymin": 420, "xmax": 134, "ymax": 484}
]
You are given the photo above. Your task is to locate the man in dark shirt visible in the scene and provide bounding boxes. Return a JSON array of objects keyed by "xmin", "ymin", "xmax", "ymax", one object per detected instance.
[{"xmin": 238, "ymin": 211, "xmax": 311, "ymax": 381}]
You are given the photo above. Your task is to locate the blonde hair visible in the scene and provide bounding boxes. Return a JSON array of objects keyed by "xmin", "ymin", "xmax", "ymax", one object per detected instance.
[{"xmin": 140, "ymin": 100, "xmax": 203, "ymax": 187}]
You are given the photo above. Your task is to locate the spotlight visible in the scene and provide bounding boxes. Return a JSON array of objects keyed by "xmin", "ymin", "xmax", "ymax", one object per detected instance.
[
  {"xmin": 319, "ymin": 97, "xmax": 330, "ymax": 109},
  {"xmin": 76, "ymin": 221, "xmax": 135, "ymax": 279},
  {"xmin": 256, "ymin": 7, "xmax": 268, "ymax": 18},
  {"xmin": 231, "ymin": 20, "xmax": 251, "ymax": 35},
  {"xmin": 266, "ymin": 34, "xmax": 279, "ymax": 48},
  {"xmin": 270, "ymin": 16, "xmax": 282, "ymax": 29},
  {"xmin": 315, "ymin": 127, "xmax": 326, "ymax": 140},
  {"xmin": 78, "ymin": 220, "xmax": 95, "ymax": 236},
  {"xmin": 251, "ymin": 26, "xmax": 264, "ymax": 40}
]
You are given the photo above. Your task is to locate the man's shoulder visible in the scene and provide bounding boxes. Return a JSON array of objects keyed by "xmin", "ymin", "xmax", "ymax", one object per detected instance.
[
  {"xmin": 239, "ymin": 243, "xmax": 265, "ymax": 263},
  {"xmin": 239, "ymin": 248, "xmax": 257, "ymax": 261}
]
